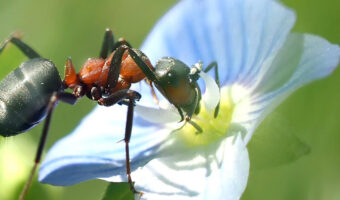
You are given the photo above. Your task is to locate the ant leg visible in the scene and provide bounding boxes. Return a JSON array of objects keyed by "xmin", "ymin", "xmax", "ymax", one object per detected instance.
[
  {"xmin": 0, "ymin": 34, "xmax": 40, "ymax": 59},
  {"xmin": 106, "ymin": 45, "xmax": 129, "ymax": 91},
  {"xmin": 204, "ymin": 61, "xmax": 220, "ymax": 87},
  {"xmin": 127, "ymin": 49, "xmax": 158, "ymax": 83},
  {"xmin": 99, "ymin": 28, "xmax": 115, "ymax": 59},
  {"xmin": 99, "ymin": 28, "xmax": 132, "ymax": 58},
  {"xmin": 106, "ymin": 45, "xmax": 149, "ymax": 93},
  {"xmin": 98, "ymin": 89, "xmax": 141, "ymax": 106},
  {"xmin": 129, "ymin": 49, "xmax": 194, "ymax": 123},
  {"xmin": 97, "ymin": 90, "xmax": 141, "ymax": 194},
  {"xmin": 204, "ymin": 62, "xmax": 220, "ymax": 118},
  {"xmin": 18, "ymin": 92, "xmax": 77, "ymax": 200},
  {"xmin": 126, "ymin": 48, "xmax": 163, "ymax": 105},
  {"xmin": 146, "ymin": 79, "xmax": 159, "ymax": 104},
  {"xmin": 98, "ymin": 29, "xmax": 132, "ymax": 58},
  {"xmin": 124, "ymin": 97, "xmax": 142, "ymax": 195},
  {"xmin": 112, "ymin": 38, "xmax": 132, "ymax": 51}
]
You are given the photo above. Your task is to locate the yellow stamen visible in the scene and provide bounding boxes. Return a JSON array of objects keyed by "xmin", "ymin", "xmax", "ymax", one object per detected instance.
[{"xmin": 176, "ymin": 88, "xmax": 234, "ymax": 147}]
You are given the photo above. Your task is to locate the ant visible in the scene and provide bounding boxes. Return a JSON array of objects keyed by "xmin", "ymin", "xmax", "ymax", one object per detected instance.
[{"xmin": 0, "ymin": 29, "xmax": 220, "ymax": 199}]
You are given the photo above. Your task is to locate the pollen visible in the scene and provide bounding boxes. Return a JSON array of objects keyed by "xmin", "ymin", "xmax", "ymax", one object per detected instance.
[{"xmin": 176, "ymin": 87, "xmax": 234, "ymax": 147}]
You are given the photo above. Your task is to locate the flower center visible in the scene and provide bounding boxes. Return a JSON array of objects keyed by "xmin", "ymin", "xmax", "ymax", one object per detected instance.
[{"xmin": 175, "ymin": 87, "xmax": 234, "ymax": 147}]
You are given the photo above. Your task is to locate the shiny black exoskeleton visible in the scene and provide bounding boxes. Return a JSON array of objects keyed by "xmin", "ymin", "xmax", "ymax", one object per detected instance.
[
  {"xmin": 128, "ymin": 52, "xmax": 220, "ymax": 123},
  {"xmin": 0, "ymin": 29, "xmax": 220, "ymax": 200},
  {"xmin": 0, "ymin": 58, "xmax": 62, "ymax": 136},
  {"xmin": 0, "ymin": 30, "xmax": 151, "ymax": 200}
]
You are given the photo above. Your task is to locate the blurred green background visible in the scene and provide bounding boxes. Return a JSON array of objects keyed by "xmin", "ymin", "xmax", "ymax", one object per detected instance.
[{"xmin": 0, "ymin": 0, "xmax": 338, "ymax": 200}]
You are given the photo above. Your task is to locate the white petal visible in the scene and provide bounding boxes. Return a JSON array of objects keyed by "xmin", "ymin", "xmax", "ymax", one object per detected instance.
[
  {"xmin": 135, "ymin": 104, "xmax": 181, "ymax": 123},
  {"xmin": 204, "ymin": 135, "xmax": 249, "ymax": 199},
  {"xmin": 252, "ymin": 33, "xmax": 340, "ymax": 95},
  {"xmin": 200, "ymin": 71, "xmax": 220, "ymax": 111},
  {"xmin": 232, "ymin": 33, "xmax": 340, "ymax": 144},
  {"xmin": 39, "ymin": 105, "xmax": 172, "ymax": 185},
  {"xmin": 129, "ymin": 133, "xmax": 249, "ymax": 200}
]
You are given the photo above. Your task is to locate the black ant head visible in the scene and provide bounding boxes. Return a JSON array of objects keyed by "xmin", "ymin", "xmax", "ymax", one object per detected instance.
[{"xmin": 154, "ymin": 57, "xmax": 190, "ymax": 88}]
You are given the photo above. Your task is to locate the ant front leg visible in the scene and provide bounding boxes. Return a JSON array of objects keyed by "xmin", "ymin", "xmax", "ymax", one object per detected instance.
[
  {"xmin": 19, "ymin": 91, "xmax": 77, "ymax": 200},
  {"xmin": 203, "ymin": 62, "xmax": 220, "ymax": 117},
  {"xmin": 145, "ymin": 79, "xmax": 160, "ymax": 104},
  {"xmin": 127, "ymin": 49, "xmax": 158, "ymax": 83},
  {"xmin": 0, "ymin": 34, "xmax": 40, "ymax": 59}
]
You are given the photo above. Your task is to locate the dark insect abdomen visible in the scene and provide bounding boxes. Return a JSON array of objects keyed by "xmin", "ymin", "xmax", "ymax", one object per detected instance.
[{"xmin": 0, "ymin": 58, "xmax": 62, "ymax": 137}]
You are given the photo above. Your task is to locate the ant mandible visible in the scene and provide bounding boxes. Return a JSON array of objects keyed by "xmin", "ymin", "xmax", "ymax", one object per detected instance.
[{"xmin": 0, "ymin": 28, "xmax": 220, "ymax": 199}]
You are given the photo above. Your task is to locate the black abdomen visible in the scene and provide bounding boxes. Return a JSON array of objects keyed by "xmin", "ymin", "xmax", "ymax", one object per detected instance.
[{"xmin": 0, "ymin": 58, "xmax": 62, "ymax": 136}]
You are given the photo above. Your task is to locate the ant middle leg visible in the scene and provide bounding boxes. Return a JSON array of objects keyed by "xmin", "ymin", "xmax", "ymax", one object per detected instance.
[
  {"xmin": 105, "ymin": 45, "xmax": 130, "ymax": 91},
  {"xmin": 124, "ymin": 96, "xmax": 142, "ymax": 195},
  {"xmin": 0, "ymin": 34, "xmax": 40, "ymax": 59},
  {"xmin": 97, "ymin": 89, "xmax": 142, "ymax": 195},
  {"xmin": 112, "ymin": 38, "xmax": 132, "ymax": 52},
  {"xmin": 104, "ymin": 44, "xmax": 152, "ymax": 93},
  {"xmin": 99, "ymin": 28, "xmax": 133, "ymax": 59},
  {"xmin": 99, "ymin": 28, "xmax": 115, "ymax": 59},
  {"xmin": 98, "ymin": 89, "xmax": 141, "ymax": 106}
]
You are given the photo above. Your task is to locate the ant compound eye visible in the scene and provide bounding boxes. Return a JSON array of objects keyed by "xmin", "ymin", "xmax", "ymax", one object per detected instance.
[
  {"xmin": 167, "ymin": 71, "xmax": 176, "ymax": 78},
  {"xmin": 166, "ymin": 71, "xmax": 180, "ymax": 87}
]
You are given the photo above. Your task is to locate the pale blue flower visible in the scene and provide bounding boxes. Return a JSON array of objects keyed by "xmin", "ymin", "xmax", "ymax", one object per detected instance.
[{"xmin": 38, "ymin": 0, "xmax": 340, "ymax": 199}]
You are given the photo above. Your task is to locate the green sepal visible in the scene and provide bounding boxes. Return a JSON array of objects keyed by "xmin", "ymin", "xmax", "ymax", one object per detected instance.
[
  {"xmin": 248, "ymin": 112, "xmax": 311, "ymax": 170},
  {"xmin": 101, "ymin": 182, "xmax": 134, "ymax": 200}
]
